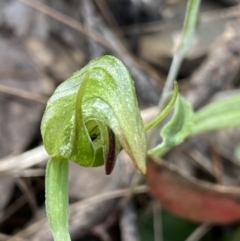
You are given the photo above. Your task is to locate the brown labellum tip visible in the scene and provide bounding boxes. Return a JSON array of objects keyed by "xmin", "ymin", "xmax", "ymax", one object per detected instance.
[{"xmin": 105, "ymin": 128, "xmax": 116, "ymax": 175}]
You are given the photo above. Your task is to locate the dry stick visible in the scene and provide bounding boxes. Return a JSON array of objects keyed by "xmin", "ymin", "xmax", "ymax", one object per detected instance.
[
  {"xmin": 70, "ymin": 185, "xmax": 147, "ymax": 213},
  {"xmin": 7, "ymin": 219, "xmax": 47, "ymax": 241},
  {"xmin": 200, "ymin": 4, "xmax": 240, "ymax": 23},
  {"xmin": 185, "ymin": 223, "xmax": 211, "ymax": 241},
  {"xmin": 93, "ymin": 0, "xmax": 161, "ymax": 91},
  {"xmin": 92, "ymin": 229, "xmax": 111, "ymax": 241},
  {"xmin": 16, "ymin": 179, "xmax": 38, "ymax": 219},
  {"xmin": 0, "ymin": 84, "xmax": 48, "ymax": 104},
  {"xmin": 93, "ymin": 0, "xmax": 132, "ymax": 62},
  {"xmin": 94, "ymin": 0, "xmax": 126, "ymax": 42},
  {"xmin": 184, "ymin": 148, "xmax": 219, "ymax": 181},
  {"xmin": 123, "ymin": 5, "xmax": 240, "ymax": 36},
  {"xmin": 186, "ymin": 19, "xmax": 240, "ymax": 109},
  {"xmin": 0, "ymin": 168, "xmax": 45, "ymax": 177},
  {"xmin": 0, "ymin": 43, "xmax": 54, "ymax": 103},
  {"xmin": 0, "ymin": 196, "xmax": 26, "ymax": 223},
  {"xmin": 81, "ymin": 0, "xmax": 105, "ymax": 59},
  {"xmin": 0, "ymin": 233, "xmax": 28, "ymax": 241},
  {"xmin": 0, "ymin": 145, "xmax": 48, "ymax": 173},
  {"xmin": 17, "ymin": 0, "xmax": 113, "ymax": 51},
  {"xmin": 120, "ymin": 201, "xmax": 140, "ymax": 241},
  {"xmin": 14, "ymin": 168, "xmax": 45, "ymax": 177},
  {"xmin": 17, "ymin": 0, "xmax": 163, "ymax": 89},
  {"xmin": 0, "ymin": 69, "xmax": 36, "ymax": 78},
  {"xmin": 8, "ymin": 185, "xmax": 148, "ymax": 240},
  {"xmin": 24, "ymin": 44, "xmax": 56, "ymax": 94},
  {"xmin": 153, "ymin": 201, "xmax": 163, "ymax": 241}
]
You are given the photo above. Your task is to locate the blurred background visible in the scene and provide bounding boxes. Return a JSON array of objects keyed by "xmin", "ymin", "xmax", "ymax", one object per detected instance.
[{"xmin": 1, "ymin": 0, "xmax": 240, "ymax": 240}]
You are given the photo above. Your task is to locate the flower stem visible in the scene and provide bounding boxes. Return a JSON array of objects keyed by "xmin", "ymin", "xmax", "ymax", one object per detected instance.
[
  {"xmin": 148, "ymin": 0, "xmax": 201, "ymax": 149},
  {"xmin": 46, "ymin": 157, "xmax": 71, "ymax": 241}
]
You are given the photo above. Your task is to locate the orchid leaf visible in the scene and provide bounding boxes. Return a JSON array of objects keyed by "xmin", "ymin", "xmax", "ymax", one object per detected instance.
[
  {"xmin": 148, "ymin": 95, "xmax": 194, "ymax": 156},
  {"xmin": 192, "ymin": 95, "xmax": 240, "ymax": 135},
  {"xmin": 41, "ymin": 55, "xmax": 146, "ymax": 173}
]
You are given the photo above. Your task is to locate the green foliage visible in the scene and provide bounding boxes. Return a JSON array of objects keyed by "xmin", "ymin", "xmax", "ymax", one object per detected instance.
[
  {"xmin": 192, "ymin": 95, "xmax": 240, "ymax": 135},
  {"xmin": 148, "ymin": 95, "xmax": 194, "ymax": 156},
  {"xmin": 149, "ymin": 94, "xmax": 240, "ymax": 156}
]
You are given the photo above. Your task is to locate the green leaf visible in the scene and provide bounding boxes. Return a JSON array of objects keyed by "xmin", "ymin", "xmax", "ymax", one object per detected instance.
[
  {"xmin": 45, "ymin": 157, "xmax": 70, "ymax": 241},
  {"xmin": 148, "ymin": 95, "xmax": 194, "ymax": 156},
  {"xmin": 41, "ymin": 55, "xmax": 146, "ymax": 173},
  {"xmin": 192, "ymin": 95, "xmax": 240, "ymax": 135}
]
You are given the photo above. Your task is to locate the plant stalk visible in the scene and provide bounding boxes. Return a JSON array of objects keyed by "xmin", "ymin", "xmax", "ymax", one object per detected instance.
[
  {"xmin": 46, "ymin": 157, "xmax": 71, "ymax": 241},
  {"xmin": 148, "ymin": 0, "xmax": 201, "ymax": 150}
]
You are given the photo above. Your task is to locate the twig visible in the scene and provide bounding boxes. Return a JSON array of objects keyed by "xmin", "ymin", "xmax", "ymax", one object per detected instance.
[
  {"xmin": 16, "ymin": 179, "xmax": 38, "ymax": 219},
  {"xmin": 81, "ymin": 0, "xmax": 106, "ymax": 59},
  {"xmin": 7, "ymin": 219, "xmax": 47, "ymax": 241},
  {"xmin": 0, "ymin": 196, "xmax": 26, "ymax": 223},
  {"xmin": 153, "ymin": 201, "xmax": 163, "ymax": 241},
  {"xmin": 184, "ymin": 148, "xmax": 219, "ymax": 181},
  {"xmin": 0, "ymin": 84, "xmax": 48, "ymax": 104},
  {"xmin": 123, "ymin": 5, "xmax": 240, "ymax": 36},
  {"xmin": 17, "ymin": 0, "xmax": 163, "ymax": 89},
  {"xmin": 185, "ymin": 223, "xmax": 211, "ymax": 241},
  {"xmin": 94, "ymin": 0, "xmax": 126, "ymax": 43},
  {"xmin": 69, "ymin": 185, "xmax": 147, "ymax": 213},
  {"xmin": 8, "ymin": 185, "xmax": 147, "ymax": 240},
  {"xmin": 12, "ymin": 168, "xmax": 45, "ymax": 177},
  {"xmin": 17, "ymin": 0, "xmax": 113, "ymax": 52},
  {"xmin": 0, "ymin": 233, "xmax": 28, "ymax": 241},
  {"xmin": 0, "ymin": 145, "xmax": 48, "ymax": 173},
  {"xmin": 186, "ymin": 18, "xmax": 240, "ymax": 109},
  {"xmin": 120, "ymin": 201, "xmax": 140, "ymax": 241},
  {"xmin": 201, "ymin": 4, "xmax": 240, "ymax": 23}
]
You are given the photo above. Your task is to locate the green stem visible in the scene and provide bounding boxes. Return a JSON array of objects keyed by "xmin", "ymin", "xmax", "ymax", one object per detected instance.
[
  {"xmin": 158, "ymin": 54, "xmax": 184, "ymax": 111},
  {"xmin": 148, "ymin": 144, "xmax": 170, "ymax": 157},
  {"xmin": 145, "ymin": 81, "xmax": 178, "ymax": 132},
  {"xmin": 46, "ymin": 157, "xmax": 71, "ymax": 241},
  {"xmin": 159, "ymin": 0, "xmax": 201, "ymax": 110},
  {"xmin": 148, "ymin": 0, "xmax": 201, "ymax": 150}
]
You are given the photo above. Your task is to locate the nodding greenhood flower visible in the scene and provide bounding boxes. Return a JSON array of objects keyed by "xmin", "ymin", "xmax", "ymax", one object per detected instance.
[
  {"xmin": 41, "ymin": 55, "xmax": 178, "ymax": 241},
  {"xmin": 41, "ymin": 55, "xmax": 146, "ymax": 175}
]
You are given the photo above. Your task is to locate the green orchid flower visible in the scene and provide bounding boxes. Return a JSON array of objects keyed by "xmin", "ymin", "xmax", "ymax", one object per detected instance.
[
  {"xmin": 41, "ymin": 54, "xmax": 179, "ymax": 241},
  {"xmin": 41, "ymin": 55, "xmax": 147, "ymax": 241},
  {"xmin": 41, "ymin": 55, "xmax": 147, "ymax": 174}
]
